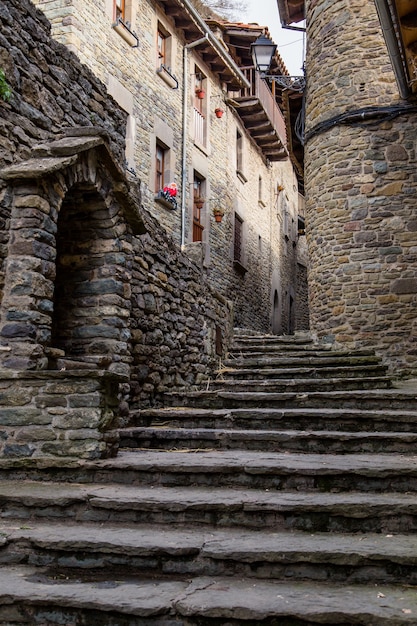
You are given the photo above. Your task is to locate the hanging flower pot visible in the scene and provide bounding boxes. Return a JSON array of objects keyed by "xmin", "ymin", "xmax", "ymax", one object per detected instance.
[
  {"xmin": 213, "ymin": 208, "xmax": 224, "ymax": 223},
  {"xmin": 194, "ymin": 197, "xmax": 205, "ymax": 209},
  {"xmin": 195, "ymin": 88, "xmax": 205, "ymax": 100},
  {"xmin": 215, "ymin": 107, "xmax": 224, "ymax": 119}
]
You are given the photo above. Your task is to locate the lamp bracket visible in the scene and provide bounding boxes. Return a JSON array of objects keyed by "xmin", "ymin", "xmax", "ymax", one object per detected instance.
[{"xmin": 261, "ymin": 74, "xmax": 306, "ymax": 92}]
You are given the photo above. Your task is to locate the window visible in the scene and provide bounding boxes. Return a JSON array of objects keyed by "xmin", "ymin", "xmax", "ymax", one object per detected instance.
[
  {"xmin": 233, "ymin": 213, "xmax": 247, "ymax": 274},
  {"xmin": 193, "ymin": 68, "xmax": 207, "ymax": 146},
  {"xmin": 156, "ymin": 23, "xmax": 177, "ymax": 88},
  {"xmin": 234, "ymin": 213, "xmax": 243, "ymax": 263},
  {"xmin": 193, "ymin": 174, "xmax": 205, "ymax": 242},
  {"xmin": 111, "ymin": 0, "xmax": 138, "ymax": 46},
  {"xmin": 236, "ymin": 130, "xmax": 247, "ymax": 182},
  {"xmin": 157, "ymin": 29, "xmax": 166, "ymax": 66},
  {"xmin": 114, "ymin": 0, "xmax": 125, "ymax": 20},
  {"xmin": 155, "ymin": 143, "xmax": 165, "ymax": 191},
  {"xmin": 258, "ymin": 175, "xmax": 265, "ymax": 206}
]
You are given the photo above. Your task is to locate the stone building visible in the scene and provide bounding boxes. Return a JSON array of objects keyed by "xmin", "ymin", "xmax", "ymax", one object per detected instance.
[
  {"xmin": 278, "ymin": 0, "xmax": 417, "ymax": 374},
  {"xmin": 32, "ymin": 0, "xmax": 309, "ymax": 335}
]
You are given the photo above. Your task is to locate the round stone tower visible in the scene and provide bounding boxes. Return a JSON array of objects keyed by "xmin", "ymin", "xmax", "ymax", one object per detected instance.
[{"xmin": 304, "ymin": 0, "xmax": 417, "ymax": 373}]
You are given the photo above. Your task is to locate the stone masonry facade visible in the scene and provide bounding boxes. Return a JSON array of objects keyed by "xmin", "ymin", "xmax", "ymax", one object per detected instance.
[
  {"xmin": 32, "ymin": 0, "xmax": 308, "ymax": 336},
  {"xmin": 304, "ymin": 0, "xmax": 417, "ymax": 374},
  {"xmin": 0, "ymin": 0, "xmax": 233, "ymax": 459}
]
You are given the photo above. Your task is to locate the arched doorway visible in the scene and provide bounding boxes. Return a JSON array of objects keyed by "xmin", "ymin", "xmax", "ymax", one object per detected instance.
[
  {"xmin": 51, "ymin": 183, "xmax": 131, "ymax": 367},
  {"xmin": 272, "ymin": 289, "xmax": 281, "ymax": 335}
]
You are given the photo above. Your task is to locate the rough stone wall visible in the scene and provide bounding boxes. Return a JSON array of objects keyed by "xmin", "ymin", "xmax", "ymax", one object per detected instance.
[
  {"xmin": 130, "ymin": 209, "xmax": 233, "ymax": 409},
  {"xmin": 305, "ymin": 0, "xmax": 417, "ymax": 372},
  {"xmin": 0, "ymin": 0, "xmax": 126, "ymax": 167}
]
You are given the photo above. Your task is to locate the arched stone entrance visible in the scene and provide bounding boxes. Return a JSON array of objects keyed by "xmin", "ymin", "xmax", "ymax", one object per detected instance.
[{"xmin": 0, "ymin": 132, "xmax": 145, "ymax": 459}]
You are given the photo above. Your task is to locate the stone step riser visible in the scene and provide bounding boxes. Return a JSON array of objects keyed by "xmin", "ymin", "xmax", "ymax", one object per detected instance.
[
  {"xmin": 136, "ymin": 409, "xmax": 417, "ymax": 433},
  {"xmin": 224, "ymin": 356, "xmax": 382, "ymax": 367},
  {"xmin": 2, "ymin": 500, "xmax": 416, "ymax": 534},
  {"xmin": 205, "ymin": 378, "xmax": 392, "ymax": 392},
  {"xmin": 0, "ymin": 604, "xmax": 172, "ymax": 626},
  {"xmin": 2, "ymin": 539, "xmax": 416, "ymax": 586},
  {"xmin": 3, "ymin": 466, "xmax": 416, "ymax": 493},
  {"xmin": 229, "ymin": 347, "xmax": 375, "ymax": 357},
  {"xmin": 120, "ymin": 429, "xmax": 417, "ymax": 454},
  {"xmin": 163, "ymin": 394, "xmax": 417, "ymax": 411},
  {"xmin": 216, "ymin": 367, "xmax": 388, "ymax": 381}
]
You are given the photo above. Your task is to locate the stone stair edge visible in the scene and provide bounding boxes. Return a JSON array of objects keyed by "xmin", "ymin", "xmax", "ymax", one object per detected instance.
[
  {"xmin": 0, "ymin": 565, "xmax": 416, "ymax": 625},
  {"xmin": 1, "ymin": 520, "xmax": 416, "ymax": 564},
  {"xmin": 2, "ymin": 449, "xmax": 417, "ymax": 475}
]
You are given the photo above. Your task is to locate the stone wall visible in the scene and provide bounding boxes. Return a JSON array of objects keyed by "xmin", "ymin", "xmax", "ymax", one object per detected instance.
[
  {"xmin": 305, "ymin": 0, "xmax": 417, "ymax": 373},
  {"xmin": 0, "ymin": 0, "xmax": 234, "ymax": 459},
  {"xmin": 0, "ymin": 0, "xmax": 126, "ymax": 167}
]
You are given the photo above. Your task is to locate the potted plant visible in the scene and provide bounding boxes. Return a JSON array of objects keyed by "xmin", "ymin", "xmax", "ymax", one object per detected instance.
[
  {"xmin": 213, "ymin": 208, "xmax": 224, "ymax": 223},
  {"xmin": 214, "ymin": 107, "xmax": 224, "ymax": 119},
  {"xmin": 194, "ymin": 196, "xmax": 205, "ymax": 209},
  {"xmin": 195, "ymin": 87, "xmax": 205, "ymax": 100}
]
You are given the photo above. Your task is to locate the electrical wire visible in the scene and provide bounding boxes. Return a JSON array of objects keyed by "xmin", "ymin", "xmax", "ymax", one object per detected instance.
[{"xmin": 304, "ymin": 103, "xmax": 417, "ymax": 144}]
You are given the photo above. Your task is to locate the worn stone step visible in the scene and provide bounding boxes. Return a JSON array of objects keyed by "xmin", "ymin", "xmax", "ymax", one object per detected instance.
[
  {"xmin": 2, "ymin": 450, "xmax": 417, "ymax": 492},
  {"xmin": 120, "ymin": 426, "xmax": 417, "ymax": 453},
  {"xmin": 216, "ymin": 364, "xmax": 389, "ymax": 380},
  {"xmin": 163, "ymin": 386, "xmax": 417, "ymax": 410},
  {"xmin": 0, "ymin": 565, "xmax": 416, "ymax": 625},
  {"xmin": 229, "ymin": 344, "xmax": 376, "ymax": 356},
  {"xmin": 1, "ymin": 480, "xmax": 417, "ymax": 533},
  {"xmin": 1, "ymin": 521, "xmax": 416, "ymax": 584},
  {"xmin": 223, "ymin": 354, "xmax": 384, "ymax": 369},
  {"xmin": 134, "ymin": 406, "xmax": 417, "ymax": 432},
  {"xmin": 205, "ymin": 375, "xmax": 392, "ymax": 392}
]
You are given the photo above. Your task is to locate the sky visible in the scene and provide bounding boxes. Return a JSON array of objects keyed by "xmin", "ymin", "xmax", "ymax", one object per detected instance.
[{"xmin": 241, "ymin": 0, "xmax": 305, "ymax": 76}]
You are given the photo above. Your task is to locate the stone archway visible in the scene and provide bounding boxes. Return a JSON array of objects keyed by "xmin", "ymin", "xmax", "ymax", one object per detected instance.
[
  {"xmin": 51, "ymin": 183, "xmax": 131, "ymax": 371},
  {"xmin": 0, "ymin": 131, "xmax": 145, "ymax": 459}
]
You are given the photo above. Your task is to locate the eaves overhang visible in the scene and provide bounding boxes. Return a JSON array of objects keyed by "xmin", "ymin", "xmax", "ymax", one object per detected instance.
[
  {"xmin": 156, "ymin": 0, "xmax": 250, "ymax": 90},
  {"xmin": 276, "ymin": 0, "xmax": 305, "ymax": 26}
]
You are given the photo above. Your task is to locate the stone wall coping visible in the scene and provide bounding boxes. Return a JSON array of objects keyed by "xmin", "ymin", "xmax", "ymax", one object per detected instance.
[
  {"xmin": 0, "ymin": 369, "xmax": 128, "ymax": 382},
  {"xmin": 0, "ymin": 155, "xmax": 78, "ymax": 180},
  {"xmin": 32, "ymin": 135, "xmax": 105, "ymax": 158}
]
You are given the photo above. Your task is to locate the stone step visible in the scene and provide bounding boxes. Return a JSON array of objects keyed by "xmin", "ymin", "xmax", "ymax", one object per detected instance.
[
  {"xmin": 3, "ymin": 450, "xmax": 417, "ymax": 492},
  {"xmin": 135, "ymin": 406, "xmax": 417, "ymax": 432},
  {"xmin": 0, "ymin": 565, "xmax": 416, "ymax": 625},
  {"xmin": 205, "ymin": 375, "xmax": 392, "ymax": 392},
  {"xmin": 229, "ymin": 343, "xmax": 375, "ymax": 356},
  {"xmin": 216, "ymin": 363, "xmax": 389, "ymax": 380},
  {"xmin": 163, "ymin": 386, "xmax": 417, "ymax": 410},
  {"xmin": 1, "ymin": 521, "xmax": 416, "ymax": 585},
  {"xmin": 120, "ymin": 426, "xmax": 417, "ymax": 453},
  {"xmin": 1, "ymin": 480, "xmax": 417, "ymax": 533},
  {"xmin": 224, "ymin": 353, "xmax": 383, "ymax": 368}
]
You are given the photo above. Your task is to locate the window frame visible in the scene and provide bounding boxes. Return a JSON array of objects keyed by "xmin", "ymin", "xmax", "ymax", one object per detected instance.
[{"xmin": 233, "ymin": 212, "xmax": 247, "ymax": 274}]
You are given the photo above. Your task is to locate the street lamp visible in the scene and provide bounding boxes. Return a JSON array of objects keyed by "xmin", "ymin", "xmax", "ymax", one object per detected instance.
[{"xmin": 251, "ymin": 34, "xmax": 305, "ymax": 92}]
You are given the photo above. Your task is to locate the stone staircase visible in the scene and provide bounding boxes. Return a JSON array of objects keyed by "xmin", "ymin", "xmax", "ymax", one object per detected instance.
[{"xmin": 1, "ymin": 331, "xmax": 417, "ymax": 624}]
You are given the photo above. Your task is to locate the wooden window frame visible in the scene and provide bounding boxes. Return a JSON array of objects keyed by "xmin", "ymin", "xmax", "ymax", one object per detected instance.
[
  {"xmin": 114, "ymin": 0, "xmax": 125, "ymax": 21},
  {"xmin": 155, "ymin": 143, "xmax": 165, "ymax": 192},
  {"xmin": 192, "ymin": 175, "xmax": 205, "ymax": 242}
]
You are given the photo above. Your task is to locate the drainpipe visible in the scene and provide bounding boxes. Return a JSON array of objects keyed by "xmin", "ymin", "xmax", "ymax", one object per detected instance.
[
  {"xmin": 181, "ymin": 35, "xmax": 208, "ymax": 249},
  {"xmin": 373, "ymin": 0, "xmax": 410, "ymax": 99}
]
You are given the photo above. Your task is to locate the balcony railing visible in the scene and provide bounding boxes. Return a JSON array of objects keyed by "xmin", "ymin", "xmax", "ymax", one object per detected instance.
[
  {"xmin": 231, "ymin": 67, "xmax": 287, "ymax": 161},
  {"xmin": 193, "ymin": 108, "xmax": 206, "ymax": 146}
]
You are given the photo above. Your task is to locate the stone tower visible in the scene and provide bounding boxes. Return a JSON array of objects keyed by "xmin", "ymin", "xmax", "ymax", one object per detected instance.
[{"xmin": 304, "ymin": 0, "xmax": 417, "ymax": 373}]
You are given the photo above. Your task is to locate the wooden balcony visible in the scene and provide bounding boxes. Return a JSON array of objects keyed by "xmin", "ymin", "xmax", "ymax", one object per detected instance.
[{"xmin": 229, "ymin": 67, "xmax": 288, "ymax": 162}]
